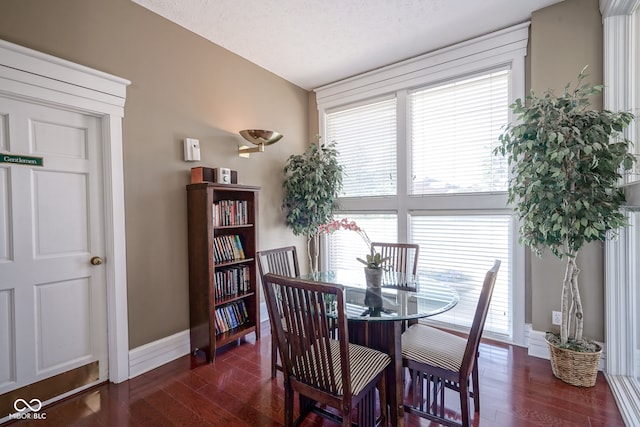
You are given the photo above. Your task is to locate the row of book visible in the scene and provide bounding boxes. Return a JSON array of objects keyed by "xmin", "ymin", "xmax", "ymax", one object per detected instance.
[
  {"xmin": 214, "ymin": 265, "xmax": 250, "ymax": 302},
  {"xmin": 214, "ymin": 300, "xmax": 249, "ymax": 335},
  {"xmin": 213, "ymin": 200, "xmax": 249, "ymax": 227},
  {"xmin": 213, "ymin": 234, "xmax": 245, "ymax": 263}
]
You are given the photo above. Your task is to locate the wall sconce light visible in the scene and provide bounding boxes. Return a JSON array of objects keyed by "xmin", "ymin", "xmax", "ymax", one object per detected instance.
[{"xmin": 238, "ymin": 129, "xmax": 283, "ymax": 158}]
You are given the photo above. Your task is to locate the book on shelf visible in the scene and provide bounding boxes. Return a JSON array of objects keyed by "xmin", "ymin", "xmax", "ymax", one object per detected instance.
[
  {"xmin": 212, "ymin": 234, "xmax": 246, "ymax": 264},
  {"xmin": 233, "ymin": 235, "xmax": 245, "ymax": 259},
  {"xmin": 214, "ymin": 300, "xmax": 249, "ymax": 335},
  {"xmin": 214, "ymin": 265, "xmax": 250, "ymax": 302},
  {"xmin": 212, "ymin": 200, "xmax": 249, "ymax": 227}
]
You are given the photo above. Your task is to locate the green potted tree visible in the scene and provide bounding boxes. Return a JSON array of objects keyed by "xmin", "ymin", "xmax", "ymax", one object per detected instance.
[
  {"xmin": 282, "ymin": 140, "xmax": 343, "ymax": 272},
  {"xmin": 495, "ymin": 68, "xmax": 636, "ymax": 387}
]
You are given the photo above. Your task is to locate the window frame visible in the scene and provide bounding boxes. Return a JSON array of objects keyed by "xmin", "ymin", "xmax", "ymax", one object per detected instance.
[
  {"xmin": 315, "ymin": 23, "xmax": 529, "ymax": 345},
  {"xmin": 601, "ymin": 1, "xmax": 640, "ymax": 425}
]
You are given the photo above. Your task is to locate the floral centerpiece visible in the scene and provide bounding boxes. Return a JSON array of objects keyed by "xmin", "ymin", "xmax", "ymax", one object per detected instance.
[{"xmin": 319, "ymin": 218, "xmax": 389, "ymax": 286}]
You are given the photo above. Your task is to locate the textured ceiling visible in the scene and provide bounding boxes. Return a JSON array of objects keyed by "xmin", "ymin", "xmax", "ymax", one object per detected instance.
[{"xmin": 131, "ymin": 0, "xmax": 564, "ymax": 90}]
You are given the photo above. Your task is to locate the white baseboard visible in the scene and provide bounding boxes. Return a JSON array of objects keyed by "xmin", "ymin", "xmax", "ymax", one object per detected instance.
[
  {"xmin": 527, "ymin": 328, "xmax": 607, "ymax": 371},
  {"xmin": 260, "ymin": 301, "xmax": 269, "ymax": 323},
  {"xmin": 128, "ymin": 330, "xmax": 190, "ymax": 378},
  {"xmin": 128, "ymin": 307, "xmax": 270, "ymax": 380}
]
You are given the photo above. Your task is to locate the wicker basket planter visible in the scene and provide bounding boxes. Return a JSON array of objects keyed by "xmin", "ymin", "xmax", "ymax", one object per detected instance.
[{"xmin": 546, "ymin": 338, "xmax": 602, "ymax": 387}]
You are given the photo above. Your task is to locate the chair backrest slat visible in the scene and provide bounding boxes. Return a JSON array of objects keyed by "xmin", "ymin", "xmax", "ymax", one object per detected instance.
[
  {"xmin": 263, "ymin": 273, "xmax": 350, "ymax": 398},
  {"xmin": 257, "ymin": 246, "xmax": 300, "ymax": 278},
  {"xmin": 371, "ymin": 242, "xmax": 420, "ymax": 276},
  {"xmin": 461, "ymin": 259, "xmax": 501, "ymax": 377}
]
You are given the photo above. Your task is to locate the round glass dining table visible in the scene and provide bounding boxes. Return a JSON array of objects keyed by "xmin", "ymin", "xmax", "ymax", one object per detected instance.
[
  {"xmin": 305, "ymin": 269, "xmax": 459, "ymax": 320},
  {"xmin": 302, "ymin": 269, "xmax": 459, "ymax": 427}
]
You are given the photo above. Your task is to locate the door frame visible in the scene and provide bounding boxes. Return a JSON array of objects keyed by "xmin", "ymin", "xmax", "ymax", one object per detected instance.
[{"xmin": 0, "ymin": 39, "xmax": 131, "ymax": 383}]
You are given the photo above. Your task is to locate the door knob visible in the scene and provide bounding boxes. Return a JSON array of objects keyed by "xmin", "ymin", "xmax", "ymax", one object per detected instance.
[{"xmin": 90, "ymin": 256, "xmax": 104, "ymax": 266}]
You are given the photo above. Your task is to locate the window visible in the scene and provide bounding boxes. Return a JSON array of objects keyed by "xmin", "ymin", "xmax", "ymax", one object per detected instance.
[
  {"xmin": 410, "ymin": 214, "xmax": 512, "ymax": 337},
  {"xmin": 325, "ymin": 71, "xmax": 515, "ymax": 339},
  {"xmin": 326, "ymin": 98, "xmax": 397, "ymax": 197},
  {"xmin": 602, "ymin": 3, "xmax": 640, "ymax": 424},
  {"xmin": 316, "ymin": 23, "xmax": 528, "ymax": 343},
  {"xmin": 410, "ymin": 71, "xmax": 509, "ymax": 194},
  {"xmin": 327, "ymin": 213, "xmax": 397, "ymax": 271},
  {"xmin": 634, "ymin": 213, "xmax": 640, "ymax": 385}
]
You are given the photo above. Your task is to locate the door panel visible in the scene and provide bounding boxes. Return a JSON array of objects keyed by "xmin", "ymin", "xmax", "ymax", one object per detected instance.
[
  {"xmin": 0, "ymin": 167, "xmax": 9, "ymax": 261},
  {"xmin": 34, "ymin": 170, "xmax": 89, "ymax": 256},
  {"xmin": 32, "ymin": 119, "xmax": 87, "ymax": 159},
  {"xmin": 36, "ymin": 278, "xmax": 92, "ymax": 372},
  {"xmin": 0, "ymin": 96, "xmax": 107, "ymax": 402},
  {"xmin": 0, "ymin": 289, "xmax": 13, "ymax": 387}
]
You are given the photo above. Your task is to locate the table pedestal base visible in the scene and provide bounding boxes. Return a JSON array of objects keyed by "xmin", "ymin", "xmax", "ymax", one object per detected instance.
[{"xmin": 348, "ymin": 320, "xmax": 404, "ymax": 427}]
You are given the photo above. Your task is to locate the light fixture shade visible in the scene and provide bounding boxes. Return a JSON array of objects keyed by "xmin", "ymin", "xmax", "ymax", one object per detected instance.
[{"xmin": 239, "ymin": 129, "xmax": 283, "ymax": 146}]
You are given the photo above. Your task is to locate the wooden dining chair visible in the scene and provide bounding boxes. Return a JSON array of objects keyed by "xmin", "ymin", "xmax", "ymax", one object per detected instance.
[
  {"xmin": 401, "ymin": 260, "xmax": 500, "ymax": 427},
  {"xmin": 256, "ymin": 246, "xmax": 300, "ymax": 378},
  {"xmin": 371, "ymin": 242, "xmax": 420, "ymax": 276},
  {"xmin": 262, "ymin": 273, "xmax": 390, "ymax": 427}
]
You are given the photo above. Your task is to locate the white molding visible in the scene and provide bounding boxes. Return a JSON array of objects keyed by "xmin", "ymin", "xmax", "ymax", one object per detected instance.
[
  {"xmin": 600, "ymin": 0, "xmax": 640, "ymax": 17},
  {"xmin": 601, "ymin": 4, "xmax": 640, "ymax": 424},
  {"xmin": 129, "ymin": 330, "xmax": 190, "ymax": 379},
  {"xmin": 606, "ymin": 374, "xmax": 640, "ymax": 426},
  {"xmin": 0, "ymin": 38, "xmax": 131, "ymax": 383},
  {"xmin": 260, "ymin": 301, "xmax": 269, "ymax": 323},
  {"xmin": 527, "ymin": 329, "xmax": 607, "ymax": 371},
  {"xmin": 601, "ymin": 2, "xmax": 638, "ymax": 185},
  {"xmin": 315, "ymin": 22, "xmax": 530, "ymax": 110},
  {"xmin": 0, "ymin": 38, "xmax": 128, "ymax": 100},
  {"xmin": 605, "ymin": 224, "xmax": 633, "ymax": 375},
  {"xmin": 527, "ymin": 329, "xmax": 552, "ymax": 360}
]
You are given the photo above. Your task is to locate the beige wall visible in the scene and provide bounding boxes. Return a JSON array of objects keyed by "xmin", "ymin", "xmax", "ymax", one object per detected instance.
[
  {"xmin": 530, "ymin": 0, "xmax": 605, "ymax": 340},
  {"xmin": 0, "ymin": 0, "xmax": 616, "ymax": 348},
  {"xmin": 0, "ymin": 0, "xmax": 309, "ymax": 348}
]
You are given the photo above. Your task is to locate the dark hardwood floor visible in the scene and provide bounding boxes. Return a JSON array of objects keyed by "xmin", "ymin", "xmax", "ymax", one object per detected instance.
[{"xmin": 6, "ymin": 322, "xmax": 625, "ymax": 426}]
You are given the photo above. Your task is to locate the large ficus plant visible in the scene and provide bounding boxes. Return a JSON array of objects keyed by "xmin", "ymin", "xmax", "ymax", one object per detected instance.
[
  {"xmin": 495, "ymin": 69, "xmax": 635, "ymax": 349},
  {"xmin": 282, "ymin": 141, "xmax": 343, "ymax": 271}
]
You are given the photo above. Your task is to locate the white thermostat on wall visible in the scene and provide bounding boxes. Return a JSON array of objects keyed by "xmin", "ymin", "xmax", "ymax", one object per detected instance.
[
  {"xmin": 183, "ymin": 138, "xmax": 201, "ymax": 162},
  {"xmin": 215, "ymin": 167, "xmax": 231, "ymax": 184}
]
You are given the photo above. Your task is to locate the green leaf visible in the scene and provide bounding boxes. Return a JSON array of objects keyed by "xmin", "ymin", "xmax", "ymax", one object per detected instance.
[{"xmin": 494, "ymin": 68, "xmax": 637, "ymax": 260}]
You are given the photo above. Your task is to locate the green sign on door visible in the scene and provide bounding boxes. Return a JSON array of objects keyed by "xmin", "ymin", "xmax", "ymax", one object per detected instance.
[{"xmin": 0, "ymin": 153, "xmax": 44, "ymax": 167}]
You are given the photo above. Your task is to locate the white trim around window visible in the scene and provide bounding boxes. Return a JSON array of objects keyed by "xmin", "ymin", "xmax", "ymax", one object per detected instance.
[
  {"xmin": 601, "ymin": 1, "xmax": 640, "ymax": 425},
  {"xmin": 315, "ymin": 23, "xmax": 528, "ymax": 345}
]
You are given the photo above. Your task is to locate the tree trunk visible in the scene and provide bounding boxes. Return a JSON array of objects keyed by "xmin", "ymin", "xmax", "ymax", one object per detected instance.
[
  {"xmin": 307, "ymin": 235, "xmax": 314, "ymax": 273},
  {"xmin": 560, "ymin": 259, "xmax": 573, "ymax": 344},
  {"xmin": 560, "ymin": 255, "xmax": 583, "ymax": 344},
  {"xmin": 307, "ymin": 234, "xmax": 320, "ymax": 273},
  {"xmin": 569, "ymin": 257, "xmax": 583, "ymax": 341}
]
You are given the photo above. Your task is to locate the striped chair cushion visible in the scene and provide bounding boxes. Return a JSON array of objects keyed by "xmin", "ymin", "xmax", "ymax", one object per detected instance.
[
  {"xmin": 342, "ymin": 341, "xmax": 390, "ymax": 396},
  {"xmin": 294, "ymin": 339, "xmax": 390, "ymax": 397},
  {"xmin": 401, "ymin": 324, "xmax": 467, "ymax": 372}
]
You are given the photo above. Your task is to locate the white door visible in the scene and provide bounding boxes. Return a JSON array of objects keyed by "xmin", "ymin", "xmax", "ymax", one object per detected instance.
[{"xmin": 0, "ymin": 96, "xmax": 108, "ymax": 407}]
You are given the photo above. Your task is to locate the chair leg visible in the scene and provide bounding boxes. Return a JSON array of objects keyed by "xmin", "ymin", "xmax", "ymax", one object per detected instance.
[
  {"xmin": 378, "ymin": 371, "xmax": 387, "ymax": 426},
  {"xmin": 343, "ymin": 407, "xmax": 352, "ymax": 427},
  {"xmin": 472, "ymin": 355, "xmax": 480, "ymax": 412},
  {"xmin": 271, "ymin": 335, "xmax": 277, "ymax": 378},
  {"xmin": 284, "ymin": 381, "xmax": 294, "ymax": 427},
  {"xmin": 459, "ymin": 380, "xmax": 471, "ymax": 427}
]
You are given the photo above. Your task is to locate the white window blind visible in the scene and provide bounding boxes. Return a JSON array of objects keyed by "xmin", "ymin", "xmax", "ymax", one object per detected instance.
[
  {"xmin": 634, "ymin": 211, "xmax": 640, "ymax": 384},
  {"xmin": 327, "ymin": 99, "xmax": 397, "ymax": 197},
  {"xmin": 410, "ymin": 214, "xmax": 512, "ymax": 337},
  {"xmin": 410, "ymin": 70, "xmax": 509, "ymax": 194},
  {"xmin": 328, "ymin": 213, "xmax": 397, "ymax": 271}
]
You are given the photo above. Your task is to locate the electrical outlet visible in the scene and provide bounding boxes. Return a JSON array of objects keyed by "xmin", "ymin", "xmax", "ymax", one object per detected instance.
[{"xmin": 552, "ymin": 310, "xmax": 562, "ymax": 325}]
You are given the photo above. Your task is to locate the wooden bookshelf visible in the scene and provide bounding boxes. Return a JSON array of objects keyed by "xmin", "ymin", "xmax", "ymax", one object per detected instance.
[{"xmin": 186, "ymin": 182, "xmax": 260, "ymax": 362}]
